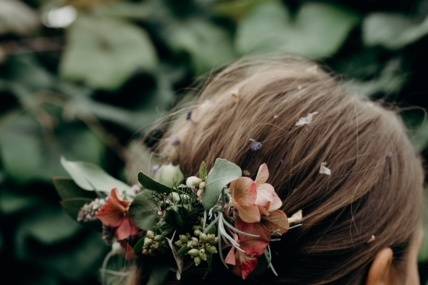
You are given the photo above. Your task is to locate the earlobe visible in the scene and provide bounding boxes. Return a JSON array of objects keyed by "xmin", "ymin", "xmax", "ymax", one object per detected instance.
[{"xmin": 366, "ymin": 248, "xmax": 394, "ymax": 285}]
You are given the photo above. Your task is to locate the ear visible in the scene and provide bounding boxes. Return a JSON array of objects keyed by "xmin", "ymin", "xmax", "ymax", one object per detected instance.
[{"xmin": 366, "ymin": 248, "xmax": 394, "ymax": 285}]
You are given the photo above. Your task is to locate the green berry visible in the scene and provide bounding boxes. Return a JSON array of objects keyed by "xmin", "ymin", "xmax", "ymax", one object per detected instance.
[
  {"xmin": 194, "ymin": 257, "xmax": 201, "ymax": 266},
  {"xmin": 188, "ymin": 249, "xmax": 199, "ymax": 257}
]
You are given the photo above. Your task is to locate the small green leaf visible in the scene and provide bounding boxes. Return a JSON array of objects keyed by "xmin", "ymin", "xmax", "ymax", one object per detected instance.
[
  {"xmin": 138, "ymin": 172, "xmax": 172, "ymax": 193},
  {"xmin": 147, "ymin": 265, "xmax": 170, "ymax": 285},
  {"xmin": 202, "ymin": 158, "xmax": 242, "ymax": 209},
  {"xmin": 130, "ymin": 191, "xmax": 159, "ymax": 230},
  {"xmin": 60, "ymin": 157, "xmax": 131, "ymax": 193},
  {"xmin": 198, "ymin": 161, "xmax": 208, "ymax": 180}
]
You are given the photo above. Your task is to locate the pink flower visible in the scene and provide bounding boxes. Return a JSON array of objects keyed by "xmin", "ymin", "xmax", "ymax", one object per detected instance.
[
  {"xmin": 96, "ymin": 189, "xmax": 140, "ymax": 240},
  {"xmin": 230, "ymin": 163, "xmax": 283, "ymax": 223}
]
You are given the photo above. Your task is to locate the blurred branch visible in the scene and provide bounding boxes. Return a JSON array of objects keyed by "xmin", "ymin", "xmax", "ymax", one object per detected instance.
[{"xmin": 0, "ymin": 37, "xmax": 63, "ymax": 60}]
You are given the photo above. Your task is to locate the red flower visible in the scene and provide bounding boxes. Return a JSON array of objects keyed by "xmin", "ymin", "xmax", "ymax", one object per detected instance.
[
  {"xmin": 225, "ymin": 212, "xmax": 290, "ymax": 279},
  {"xmin": 96, "ymin": 189, "xmax": 140, "ymax": 240},
  {"xmin": 225, "ymin": 219, "xmax": 269, "ymax": 279},
  {"xmin": 119, "ymin": 240, "xmax": 137, "ymax": 260}
]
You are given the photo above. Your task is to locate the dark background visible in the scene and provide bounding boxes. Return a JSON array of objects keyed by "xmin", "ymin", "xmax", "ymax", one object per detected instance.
[{"xmin": 0, "ymin": 0, "xmax": 427, "ymax": 284}]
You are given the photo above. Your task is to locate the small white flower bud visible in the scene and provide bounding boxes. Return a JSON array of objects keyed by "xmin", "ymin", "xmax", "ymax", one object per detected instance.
[
  {"xmin": 186, "ymin": 176, "xmax": 202, "ymax": 188},
  {"xmin": 171, "ymin": 192, "xmax": 180, "ymax": 203}
]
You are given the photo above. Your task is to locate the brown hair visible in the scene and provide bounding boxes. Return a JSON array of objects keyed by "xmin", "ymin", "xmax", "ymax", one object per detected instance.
[{"xmin": 138, "ymin": 57, "xmax": 424, "ymax": 284}]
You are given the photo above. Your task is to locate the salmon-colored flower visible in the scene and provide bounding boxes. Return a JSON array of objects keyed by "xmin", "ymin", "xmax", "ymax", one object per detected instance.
[
  {"xmin": 96, "ymin": 189, "xmax": 140, "ymax": 240},
  {"xmin": 230, "ymin": 164, "xmax": 283, "ymax": 223}
]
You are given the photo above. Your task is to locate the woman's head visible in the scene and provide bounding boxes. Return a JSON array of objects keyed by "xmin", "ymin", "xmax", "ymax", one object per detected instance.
[{"xmin": 151, "ymin": 57, "xmax": 424, "ymax": 284}]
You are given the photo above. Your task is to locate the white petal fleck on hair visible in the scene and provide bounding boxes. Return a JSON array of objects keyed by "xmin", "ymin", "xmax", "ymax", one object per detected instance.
[
  {"xmin": 367, "ymin": 234, "xmax": 376, "ymax": 244},
  {"xmin": 319, "ymin": 162, "xmax": 331, "ymax": 176},
  {"xmin": 295, "ymin": 112, "xmax": 319, "ymax": 126}
]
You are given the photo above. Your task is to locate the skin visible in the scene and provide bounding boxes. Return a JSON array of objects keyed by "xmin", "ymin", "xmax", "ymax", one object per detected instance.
[{"xmin": 367, "ymin": 227, "xmax": 424, "ymax": 285}]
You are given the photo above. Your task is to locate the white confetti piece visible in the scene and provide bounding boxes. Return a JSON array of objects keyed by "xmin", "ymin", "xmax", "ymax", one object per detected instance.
[
  {"xmin": 295, "ymin": 112, "xmax": 318, "ymax": 126},
  {"xmin": 319, "ymin": 162, "xmax": 331, "ymax": 176}
]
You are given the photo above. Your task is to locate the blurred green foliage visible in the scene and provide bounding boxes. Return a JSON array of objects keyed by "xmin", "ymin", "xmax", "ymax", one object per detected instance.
[{"xmin": 0, "ymin": 0, "xmax": 427, "ymax": 284}]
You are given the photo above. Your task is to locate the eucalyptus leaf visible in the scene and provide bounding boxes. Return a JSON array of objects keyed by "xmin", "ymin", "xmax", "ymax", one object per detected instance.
[
  {"xmin": 236, "ymin": 1, "xmax": 359, "ymax": 59},
  {"xmin": 61, "ymin": 15, "xmax": 158, "ymax": 90},
  {"xmin": 202, "ymin": 158, "xmax": 242, "ymax": 209},
  {"xmin": 138, "ymin": 171, "xmax": 172, "ymax": 193},
  {"xmin": 130, "ymin": 191, "xmax": 159, "ymax": 230},
  {"xmin": 60, "ymin": 157, "xmax": 131, "ymax": 193}
]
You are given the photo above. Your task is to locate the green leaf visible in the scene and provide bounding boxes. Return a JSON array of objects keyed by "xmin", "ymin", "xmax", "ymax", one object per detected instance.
[
  {"xmin": 0, "ymin": 0, "xmax": 39, "ymax": 36},
  {"xmin": 5, "ymin": 55, "xmax": 53, "ymax": 90},
  {"xmin": 130, "ymin": 191, "xmax": 159, "ymax": 230},
  {"xmin": 96, "ymin": 2, "xmax": 153, "ymax": 20},
  {"xmin": 164, "ymin": 18, "xmax": 235, "ymax": 73},
  {"xmin": 15, "ymin": 209, "xmax": 81, "ymax": 248},
  {"xmin": 0, "ymin": 190, "xmax": 40, "ymax": 214},
  {"xmin": 147, "ymin": 265, "xmax": 170, "ymax": 285},
  {"xmin": 0, "ymin": 113, "xmax": 104, "ymax": 183},
  {"xmin": 345, "ymin": 59, "xmax": 406, "ymax": 97},
  {"xmin": 60, "ymin": 157, "xmax": 131, "ymax": 193},
  {"xmin": 61, "ymin": 15, "xmax": 158, "ymax": 90},
  {"xmin": 214, "ymin": 0, "xmax": 267, "ymax": 20},
  {"xmin": 61, "ymin": 198, "xmax": 93, "ymax": 220},
  {"xmin": 202, "ymin": 158, "xmax": 242, "ymax": 209},
  {"xmin": 236, "ymin": 1, "xmax": 359, "ymax": 59},
  {"xmin": 53, "ymin": 177, "xmax": 98, "ymax": 219},
  {"xmin": 363, "ymin": 13, "xmax": 428, "ymax": 49},
  {"xmin": 133, "ymin": 237, "xmax": 145, "ymax": 254},
  {"xmin": 138, "ymin": 172, "xmax": 172, "ymax": 194},
  {"xmin": 53, "ymin": 177, "xmax": 97, "ymax": 200}
]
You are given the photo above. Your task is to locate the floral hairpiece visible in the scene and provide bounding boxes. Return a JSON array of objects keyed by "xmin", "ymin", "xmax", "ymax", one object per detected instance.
[{"xmin": 54, "ymin": 157, "xmax": 303, "ymax": 283}]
